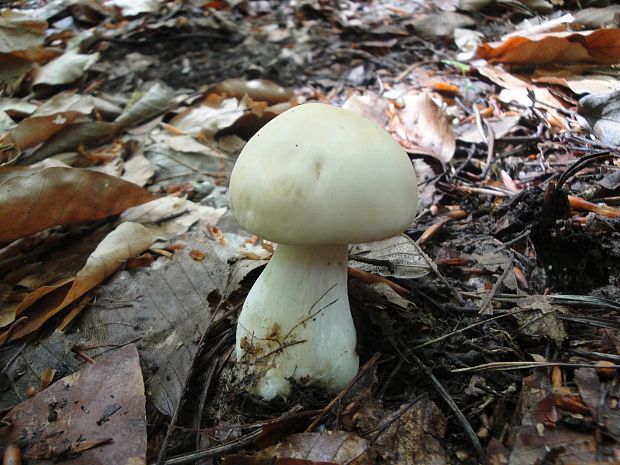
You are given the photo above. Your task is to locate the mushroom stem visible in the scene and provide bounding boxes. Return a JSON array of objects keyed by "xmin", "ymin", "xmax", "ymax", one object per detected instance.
[{"xmin": 236, "ymin": 243, "xmax": 359, "ymax": 400}]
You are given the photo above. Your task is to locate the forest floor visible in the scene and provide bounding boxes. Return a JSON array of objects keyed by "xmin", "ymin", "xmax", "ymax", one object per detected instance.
[{"xmin": 1, "ymin": 1, "xmax": 620, "ymax": 464}]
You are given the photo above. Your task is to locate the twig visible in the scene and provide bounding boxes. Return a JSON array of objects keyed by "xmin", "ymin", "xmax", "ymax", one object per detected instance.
[
  {"xmin": 413, "ymin": 240, "xmax": 465, "ymax": 305},
  {"xmin": 409, "ymin": 353, "xmax": 485, "ymax": 460},
  {"xmin": 151, "ymin": 429, "xmax": 262, "ymax": 465},
  {"xmin": 305, "ymin": 352, "xmax": 382, "ymax": 432},
  {"xmin": 453, "ymin": 361, "xmax": 620, "ymax": 373},
  {"xmin": 478, "ymin": 254, "xmax": 514, "ymax": 315}
]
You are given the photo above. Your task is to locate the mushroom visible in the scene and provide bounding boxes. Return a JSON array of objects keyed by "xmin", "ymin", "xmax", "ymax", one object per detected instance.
[{"xmin": 229, "ymin": 102, "xmax": 418, "ymax": 399}]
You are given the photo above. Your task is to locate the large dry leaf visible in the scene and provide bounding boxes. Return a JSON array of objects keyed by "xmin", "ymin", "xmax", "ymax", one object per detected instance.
[
  {"xmin": 33, "ymin": 49, "xmax": 99, "ymax": 86},
  {"xmin": 476, "ymin": 29, "xmax": 620, "ymax": 66},
  {"xmin": 392, "ymin": 92, "xmax": 455, "ymax": 162},
  {"xmin": 0, "ymin": 10, "xmax": 46, "ymax": 53},
  {"xmin": 0, "ymin": 344, "xmax": 146, "ymax": 465},
  {"xmin": 0, "ymin": 167, "xmax": 154, "ymax": 241},
  {"xmin": 75, "ymin": 239, "xmax": 229, "ymax": 416},
  {"xmin": 0, "ymin": 222, "xmax": 154, "ymax": 345}
]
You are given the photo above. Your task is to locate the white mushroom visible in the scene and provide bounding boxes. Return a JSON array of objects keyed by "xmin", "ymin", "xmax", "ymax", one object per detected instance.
[{"xmin": 229, "ymin": 102, "xmax": 418, "ymax": 399}]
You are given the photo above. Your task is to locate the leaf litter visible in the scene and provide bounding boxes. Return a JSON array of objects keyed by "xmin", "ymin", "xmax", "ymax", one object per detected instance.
[{"xmin": 0, "ymin": 1, "xmax": 620, "ymax": 465}]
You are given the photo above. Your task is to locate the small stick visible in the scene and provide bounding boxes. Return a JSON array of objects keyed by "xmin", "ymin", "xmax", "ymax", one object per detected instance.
[{"xmin": 305, "ymin": 352, "xmax": 381, "ymax": 432}]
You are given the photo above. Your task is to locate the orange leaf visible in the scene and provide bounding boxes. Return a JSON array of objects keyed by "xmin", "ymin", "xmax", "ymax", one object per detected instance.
[{"xmin": 476, "ymin": 29, "xmax": 620, "ymax": 65}]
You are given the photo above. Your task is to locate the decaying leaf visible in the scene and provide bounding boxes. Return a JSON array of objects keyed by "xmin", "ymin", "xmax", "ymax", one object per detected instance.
[
  {"xmin": 513, "ymin": 295, "xmax": 567, "ymax": 345},
  {"xmin": 349, "ymin": 234, "xmax": 431, "ymax": 280},
  {"xmin": 356, "ymin": 397, "xmax": 448, "ymax": 465},
  {"xmin": 0, "ymin": 167, "xmax": 154, "ymax": 241},
  {"xmin": 476, "ymin": 29, "xmax": 620, "ymax": 66},
  {"xmin": 253, "ymin": 431, "xmax": 369, "ymax": 465},
  {"xmin": 0, "ymin": 331, "xmax": 80, "ymax": 410},
  {"xmin": 0, "ymin": 344, "xmax": 147, "ymax": 465},
  {"xmin": 75, "ymin": 239, "xmax": 229, "ymax": 416},
  {"xmin": 0, "ymin": 222, "xmax": 154, "ymax": 345}
]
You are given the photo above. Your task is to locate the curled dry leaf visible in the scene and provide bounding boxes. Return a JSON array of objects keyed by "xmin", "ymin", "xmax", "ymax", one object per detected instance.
[
  {"xmin": 392, "ymin": 92, "xmax": 455, "ymax": 163},
  {"xmin": 0, "ymin": 10, "xmax": 47, "ymax": 53},
  {"xmin": 349, "ymin": 234, "xmax": 431, "ymax": 280},
  {"xmin": 114, "ymin": 82, "xmax": 177, "ymax": 128},
  {"xmin": 0, "ymin": 167, "xmax": 154, "ymax": 242},
  {"xmin": 476, "ymin": 29, "xmax": 620, "ymax": 66},
  {"xmin": 208, "ymin": 79, "xmax": 295, "ymax": 105},
  {"xmin": 0, "ymin": 344, "xmax": 147, "ymax": 465},
  {"xmin": 170, "ymin": 96, "xmax": 246, "ymax": 138},
  {"xmin": 33, "ymin": 49, "xmax": 99, "ymax": 86},
  {"xmin": 0, "ymin": 222, "xmax": 154, "ymax": 345}
]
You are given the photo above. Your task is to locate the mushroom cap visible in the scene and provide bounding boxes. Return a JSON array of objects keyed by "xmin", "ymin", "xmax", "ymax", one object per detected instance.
[{"xmin": 229, "ymin": 103, "xmax": 418, "ymax": 245}]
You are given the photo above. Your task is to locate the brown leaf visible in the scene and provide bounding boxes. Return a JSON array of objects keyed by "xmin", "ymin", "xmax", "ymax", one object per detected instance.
[
  {"xmin": 4, "ymin": 111, "xmax": 85, "ymax": 151},
  {"xmin": 0, "ymin": 222, "xmax": 154, "ymax": 344},
  {"xmin": 254, "ymin": 431, "xmax": 369, "ymax": 465},
  {"xmin": 391, "ymin": 92, "xmax": 455, "ymax": 162},
  {"xmin": 476, "ymin": 29, "xmax": 620, "ymax": 66},
  {"xmin": 356, "ymin": 398, "xmax": 448, "ymax": 465},
  {"xmin": 0, "ymin": 10, "xmax": 47, "ymax": 53},
  {"xmin": 74, "ymin": 237, "xmax": 230, "ymax": 416},
  {"xmin": 0, "ymin": 344, "xmax": 147, "ymax": 465},
  {"xmin": 208, "ymin": 79, "xmax": 295, "ymax": 105},
  {"xmin": 0, "ymin": 167, "xmax": 154, "ymax": 242}
]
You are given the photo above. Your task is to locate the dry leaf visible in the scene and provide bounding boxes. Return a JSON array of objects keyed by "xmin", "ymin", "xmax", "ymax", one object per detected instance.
[
  {"xmin": 0, "ymin": 167, "xmax": 154, "ymax": 241},
  {"xmin": 254, "ymin": 431, "xmax": 369, "ymax": 465},
  {"xmin": 408, "ymin": 12, "xmax": 475, "ymax": 39},
  {"xmin": 532, "ymin": 66, "xmax": 620, "ymax": 95},
  {"xmin": 342, "ymin": 93, "xmax": 389, "ymax": 127},
  {"xmin": 104, "ymin": 0, "xmax": 162, "ymax": 16},
  {"xmin": 0, "ymin": 344, "xmax": 147, "ymax": 465},
  {"xmin": 0, "ymin": 10, "xmax": 47, "ymax": 53},
  {"xmin": 476, "ymin": 29, "xmax": 620, "ymax": 66},
  {"xmin": 170, "ymin": 97, "xmax": 246, "ymax": 138},
  {"xmin": 392, "ymin": 92, "xmax": 455, "ymax": 162},
  {"xmin": 114, "ymin": 82, "xmax": 177, "ymax": 128},
  {"xmin": 33, "ymin": 49, "xmax": 99, "ymax": 86},
  {"xmin": 579, "ymin": 89, "xmax": 620, "ymax": 146},
  {"xmin": 0, "ymin": 222, "xmax": 154, "ymax": 345},
  {"xmin": 76, "ymin": 239, "xmax": 229, "ymax": 416}
]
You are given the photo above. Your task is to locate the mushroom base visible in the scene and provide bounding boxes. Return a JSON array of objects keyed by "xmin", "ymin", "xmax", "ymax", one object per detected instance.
[{"xmin": 235, "ymin": 244, "xmax": 359, "ymax": 400}]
